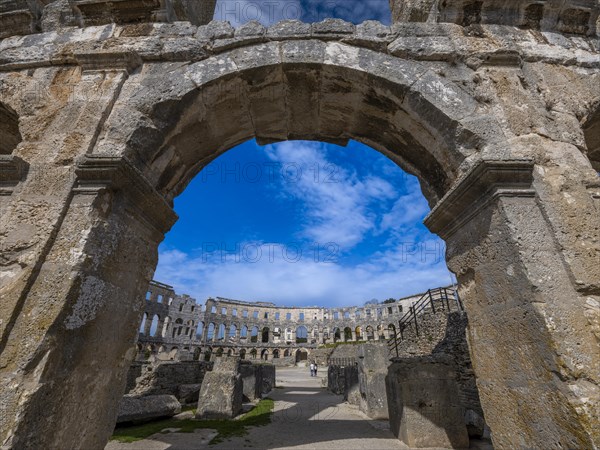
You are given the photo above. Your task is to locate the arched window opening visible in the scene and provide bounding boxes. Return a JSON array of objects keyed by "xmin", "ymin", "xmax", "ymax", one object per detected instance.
[
  {"xmin": 261, "ymin": 327, "xmax": 270, "ymax": 343},
  {"xmin": 207, "ymin": 323, "xmax": 215, "ymax": 341},
  {"xmin": 139, "ymin": 313, "xmax": 147, "ymax": 334},
  {"xmin": 343, "ymin": 327, "xmax": 352, "ymax": 341},
  {"xmin": 149, "ymin": 315, "xmax": 159, "ymax": 337},
  {"xmin": 217, "ymin": 324, "xmax": 226, "ymax": 340},
  {"xmin": 296, "ymin": 326, "xmax": 308, "ymax": 343}
]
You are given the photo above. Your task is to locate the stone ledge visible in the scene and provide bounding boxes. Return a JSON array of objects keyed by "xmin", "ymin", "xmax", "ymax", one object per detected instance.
[
  {"xmin": 74, "ymin": 155, "xmax": 178, "ymax": 235},
  {"xmin": 424, "ymin": 159, "xmax": 535, "ymax": 239},
  {"xmin": 0, "ymin": 20, "xmax": 598, "ymax": 72}
]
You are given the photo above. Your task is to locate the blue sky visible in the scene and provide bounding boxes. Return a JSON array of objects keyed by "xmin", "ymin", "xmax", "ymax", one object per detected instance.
[
  {"xmin": 213, "ymin": 0, "xmax": 392, "ymax": 27},
  {"xmin": 154, "ymin": 140, "xmax": 454, "ymax": 307}
]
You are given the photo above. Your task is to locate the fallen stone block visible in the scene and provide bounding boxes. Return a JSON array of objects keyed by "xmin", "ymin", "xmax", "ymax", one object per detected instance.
[{"xmin": 116, "ymin": 394, "xmax": 182, "ymax": 424}]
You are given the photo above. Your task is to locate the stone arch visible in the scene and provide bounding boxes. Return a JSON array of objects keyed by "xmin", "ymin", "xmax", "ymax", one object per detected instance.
[
  {"xmin": 98, "ymin": 40, "xmax": 495, "ymax": 207},
  {"xmin": 173, "ymin": 318, "xmax": 183, "ymax": 338},
  {"xmin": 240, "ymin": 324, "xmax": 248, "ymax": 339},
  {"xmin": 343, "ymin": 326, "xmax": 352, "ymax": 341},
  {"xmin": 196, "ymin": 321, "xmax": 204, "ymax": 339},
  {"xmin": 229, "ymin": 324, "xmax": 237, "ymax": 340},
  {"xmin": 295, "ymin": 349, "xmax": 308, "ymax": 364},
  {"xmin": 365, "ymin": 325, "xmax": 375, "ymax": 341},
  {"xmin": 260, "ymin": 348, "xmax": 269, "ymax": 360},
  {"xmin": 296, "ymin": 326, "xmax": 308, "ymax": 343},
  {"xmin": 239, "ymin": 349, "xmax": 246, "ymax": 360},
  {"xmin": 215, "ymin": 347, "xmax": 224, "ymax": 357},
  {"xmin": 217, "ymin": 324, "xmax": 226, "ymax": 341},
  {"xmin": 332, "ymin": 327, "xmax": 341, "ymax": 343},
  {"xmin": 207, "ymin": 323, "xmax": 216, "ymax": 341},
  {"xmin": 250, "ymin": 326, "xmax": 259, "ymax": 343},
  {"xmin": 227, "ymin": 348, "xmax": 233, "ymax": 356},
  {"xmin": 3, "ymin": 24, "xmax": 598, "ymax": 450},
  {"xmin": 273, "ymin": 349, "xmax": 280, "ymax": 359},
  {"xmin": 249, "ymin": 348, "xmax": 258, "ymax": 359},
  {"xmin": 138, "ymin": 313, "xmax": 147, "ymax": 335},
  {"xmin": 150, "ymin": 314, "xmax": 160, "ymax": 337},
  {"xmin": 283, "ymin": 349, "xmax": 291, "ymax": 358},
  {"xmin": 160, "ymin": 316, "xmax": 171, "ymax": 338},
  {"xmin": 0, "ymin": 102, "xmax": 22, "ymax": 155},
  {"xmin": 261, "ymin": 326, "xmax": 270, "ymax": 343},
  {"xmin": 355, "ymin": 326, "xmax": 362, "ymax": 341}
]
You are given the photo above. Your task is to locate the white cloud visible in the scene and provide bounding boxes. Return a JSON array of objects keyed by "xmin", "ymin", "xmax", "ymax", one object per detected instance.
[
  {"xmin": 264, "ymin": 141, "xmax": 396, "ymax": 249},
  {"xmin": 155, "ymin": 242, "xmax": 450, "ymax": 308}
]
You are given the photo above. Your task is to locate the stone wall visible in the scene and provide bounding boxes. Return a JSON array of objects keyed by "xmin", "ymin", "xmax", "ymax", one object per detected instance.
[
  {"xmin": 391, "ymin": 310, "xmax": 482, "ymax": 417},
  {"xmin": 126, "ymin": 360, "xmax": 212, "ymax": 402},
  {"xmin": 386, "ymin": 354, "xmax": 470, "ymax": 448},
  {"xmin": 240, "ymin": 361, "xmax": 276, "ymax": 401}
]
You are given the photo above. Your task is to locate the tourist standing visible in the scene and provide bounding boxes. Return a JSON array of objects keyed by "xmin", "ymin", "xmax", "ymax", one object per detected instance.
[
  {"xmin": 314, "ymin": 363, "xmax": 318, "ymax": 377},
  {"xmin": 309, "ymin": 362, "xmax": 315, "ymax": 377}
]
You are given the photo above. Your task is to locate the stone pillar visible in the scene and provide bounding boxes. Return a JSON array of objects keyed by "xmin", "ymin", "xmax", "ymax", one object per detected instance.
[
  {"xmin": 386, "ymin": 354, "xmax": 469, "ymax": 448},
  {"xmin": 196, "ymin": 357, "xmax": 243, "ymax": 419},
  {"xmin": 351, "ymin": 329, "xmax": 357, "ymax": 341},
  {"xmin": 425, "ymin": 159, "xmax": 600, "ymax": 448},
  {"xmin": 0, "ymin": 155, "xmax": 176, "ymax": 449}
]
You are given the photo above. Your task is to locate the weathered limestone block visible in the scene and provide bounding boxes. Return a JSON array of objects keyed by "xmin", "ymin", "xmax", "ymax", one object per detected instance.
[
  {"xmin": 260, "ymin": 364, "xmax": 275, "ymax": 395},
  {"xmin": 116, "ymin": 394, "xmax": 181, "ymax": 424},
  {"xmin": 240, "ymin": 361, "xmax": 260, "ymax": 402},
  {"xmin": 357, "ymin": 344, "xmax": 390, "ymax": 420},
  {"xmin": 239, "ymin": 362, "xmax": 275, "ymax": 401},
  {"xmin": 196, "ymin": 357, "xmax": 243, "ymax": 419},
  {"xmin": 386, "ymin": 354, "xmax": 470, "ymax": 449},
  {"xmin": 178, "ymin": 384, "xmax": 202, "ymax": 404},
  {"xmin": 390, "ymin": 0, "xmax": 599, "ymax": 35},
  {"xmin": 129, "ymin": 361, "xmax": 211, "ymax": 399}
]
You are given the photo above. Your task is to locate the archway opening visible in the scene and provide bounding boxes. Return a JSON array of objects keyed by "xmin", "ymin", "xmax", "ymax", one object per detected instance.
[
  {"xmin": 261, "ymin": 327, "xmax": 270, "ymax": 343},
  {"xmin": 296, "ymin": 326, "xmax": 308, "ymax": 344}
]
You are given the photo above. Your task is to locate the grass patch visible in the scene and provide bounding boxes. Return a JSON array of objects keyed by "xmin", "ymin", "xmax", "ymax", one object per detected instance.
[{"xmin": 111, "ymin": 398, "xmax": 274, "ymax": 445}]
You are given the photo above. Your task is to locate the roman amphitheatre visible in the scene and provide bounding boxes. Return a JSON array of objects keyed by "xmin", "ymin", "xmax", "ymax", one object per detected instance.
[{"xmin": 0, "ymin": 0, "xmax": 599, "ymax": 449}]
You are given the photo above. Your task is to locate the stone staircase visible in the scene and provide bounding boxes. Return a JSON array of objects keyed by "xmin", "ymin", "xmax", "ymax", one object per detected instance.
[{"xmin": 387, "ymin": 287, "xmax": 463, "ymax": 358}]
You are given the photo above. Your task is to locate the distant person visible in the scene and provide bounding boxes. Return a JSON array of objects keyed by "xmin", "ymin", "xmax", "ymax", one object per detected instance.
[
  {"xmin": 314, "ymin": 363, "xmax": 318, "ymax": 377},
  {"xmin": 309, "ymin": 362, "xmax": 315, "ymax": 377}
]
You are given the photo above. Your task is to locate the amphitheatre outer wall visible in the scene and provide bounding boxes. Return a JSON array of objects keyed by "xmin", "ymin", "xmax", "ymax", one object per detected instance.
[{"xmin": 136, "ymin": 280, "xmax": 435, "ymax": 363}]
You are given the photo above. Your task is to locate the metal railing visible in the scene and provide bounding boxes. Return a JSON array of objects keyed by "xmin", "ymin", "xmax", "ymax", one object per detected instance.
[
  {"xmin": 328, "ymin": 357, "xmax": 357, "ymax": 366},
  {"xmin": 388, "ymin": 287, "xmax": 463, "ymax": 357}
]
